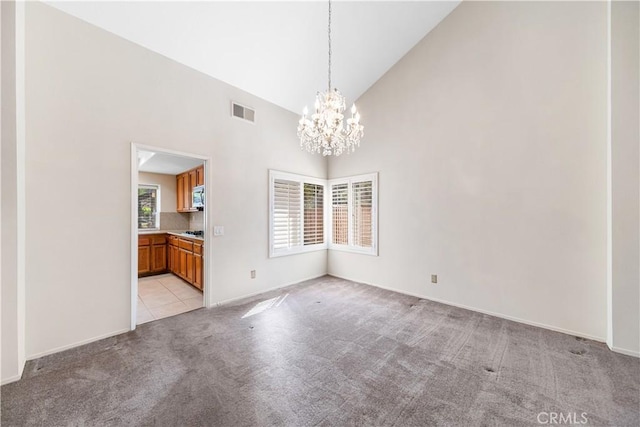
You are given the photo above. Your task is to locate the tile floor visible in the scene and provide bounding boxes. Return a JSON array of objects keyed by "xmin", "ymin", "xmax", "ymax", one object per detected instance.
[{"xmin": 137, "ymin": 273, "xmax": 203, "ymax": 324}]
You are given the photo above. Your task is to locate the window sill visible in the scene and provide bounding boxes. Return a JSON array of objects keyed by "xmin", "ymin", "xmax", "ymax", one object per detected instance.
[
  {"xmin": 328, "ymin": 244, "xmax": 378, "ymax": 257},
  {"xmin": 269, "ymin": 244, "xmax": 327, "ymax": 258}
]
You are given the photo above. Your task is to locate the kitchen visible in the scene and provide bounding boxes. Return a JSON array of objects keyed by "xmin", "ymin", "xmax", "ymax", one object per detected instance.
[{"xmin": 136, "ymin": 150, "xmax": 207, "ymax": 325}]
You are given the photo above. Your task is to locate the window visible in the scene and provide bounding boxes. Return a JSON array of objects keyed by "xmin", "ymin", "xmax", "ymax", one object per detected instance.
[
  {"xmin": 269, "ymin": 171, "xmax": 327, "ymax": 257},
  {"xmin": 138, "ymin": 184, "xmax": 160, "ymax": 230},
  {"xmin": 329, "ymin": 173, "xmax": 378, "ymax": 255}
]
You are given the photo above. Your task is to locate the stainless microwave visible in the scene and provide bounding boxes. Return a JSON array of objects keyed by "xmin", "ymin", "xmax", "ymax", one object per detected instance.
[{"xmin": 192, "ymin": 185, "xmax": 205, "ymax": 209}]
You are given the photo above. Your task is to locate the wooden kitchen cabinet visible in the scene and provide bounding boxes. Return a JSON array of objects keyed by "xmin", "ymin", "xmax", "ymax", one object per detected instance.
[
  {"xmin": 138, "ymin": 246, "xmax": 150, "ymax": 275},
  {"xmin": 138, "ymin": 234, "xmax": 167, "ymax": 276},
  {"xmin": 168, "ymin": 234, "xmax": 203, "ymax": 290},
  {"xmin": 176, "ymin": 165, "xmax": 204, "ymax": 212},
  {"xmin": 196, "ymin": 166, "xmax": 204, "ymax": 186},
  {"xmin": 194, "ymin": 242, "xmax": 203, "ymax": 290},
  {"xmin": 176, "ymin": 174, "xmax": 186, "ymax": 212}
]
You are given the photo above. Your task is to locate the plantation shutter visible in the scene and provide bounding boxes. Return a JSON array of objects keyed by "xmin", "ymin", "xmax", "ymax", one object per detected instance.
[
  {"xmin": 331, "ymin": 183, "xmax": 349, "ymax": 245},
  {"xmin": 352, "ymin": 180, "xmax": 373, "ymax": 248},
  {"xmin": 272, "ymin": 179, "xmax": 301, "ymax": 250},
  {"xmin": 303, "ymin": 183, "xmax": 324, "ymax": 245}
]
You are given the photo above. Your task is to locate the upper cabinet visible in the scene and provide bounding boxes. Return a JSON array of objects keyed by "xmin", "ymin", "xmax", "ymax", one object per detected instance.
[{"xmin": 176, "ymin": 165, "xmax": 204, "ymax": 212}]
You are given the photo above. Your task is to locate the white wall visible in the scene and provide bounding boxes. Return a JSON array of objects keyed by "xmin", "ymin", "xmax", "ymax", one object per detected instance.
[
  {"xmin": 1, "ymin": 0, "xmax": 26, "ymax": 384},
  {"xmin": 611, "ymin": 0, "xmax": 639, "ymax": 356},
  {"xmin": 23, "ymin": 2, "xmax": 327, "ymax": 360},
  {"xmin": 138, "ymin": 172, "xmax": 177, "ymax": 213},
  {"xmin": 329, "ymin": 1, "xmax": 608, "ymax": 340}
]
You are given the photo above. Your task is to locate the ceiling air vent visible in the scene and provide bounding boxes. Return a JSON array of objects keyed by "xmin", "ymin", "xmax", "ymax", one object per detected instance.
[{"xmin": 231, "ymin": 101, "xmax": 255, "ymax": 124}]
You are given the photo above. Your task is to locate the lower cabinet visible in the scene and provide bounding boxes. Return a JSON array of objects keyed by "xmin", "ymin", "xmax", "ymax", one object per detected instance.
[
  {"xmin": 138, "ymin": 234, "xmax": 167, "ymax": 276},
  {"xmin": 169, "ymin": 235, "xmax": 203, "ymax": 290},
  {"xmin": 138, "ymin": 246, "xmax": 151, "ymax": 274}
]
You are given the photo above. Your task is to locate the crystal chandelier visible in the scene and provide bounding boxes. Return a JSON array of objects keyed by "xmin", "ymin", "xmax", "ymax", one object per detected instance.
[{"xmin": 298, "ymin": 0, "xmax": 364, "ymax": 156}]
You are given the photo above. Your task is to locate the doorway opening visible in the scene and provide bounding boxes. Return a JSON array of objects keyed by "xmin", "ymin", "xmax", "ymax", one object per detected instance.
[{"xmin": 130, "ymin": 144, "xmax": 210, "ymax": 329}]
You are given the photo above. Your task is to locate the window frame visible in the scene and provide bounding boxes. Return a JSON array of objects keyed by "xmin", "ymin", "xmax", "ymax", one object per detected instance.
[
  {"xmin": 269, "ymin": 170, "xmax": 328, "ymax": 258},
  {"xmin": 138, "ymin": 183, "xmax": 161, "ymax": 231},
  {"xmin": 328, "ymin": 172, "xmax": 378, "ymax": 256}
]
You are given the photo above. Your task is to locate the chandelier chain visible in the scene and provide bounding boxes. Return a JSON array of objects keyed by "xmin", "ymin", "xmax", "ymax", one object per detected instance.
[{"xmin": 327, "ymin": 0, "xmax": 332, "ymax": 91}]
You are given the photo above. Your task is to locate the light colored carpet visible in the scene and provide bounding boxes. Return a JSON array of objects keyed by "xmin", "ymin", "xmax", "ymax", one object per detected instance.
[{"xmin": 2, "ymin": 276, "xmax": 638, "ymax": 426}]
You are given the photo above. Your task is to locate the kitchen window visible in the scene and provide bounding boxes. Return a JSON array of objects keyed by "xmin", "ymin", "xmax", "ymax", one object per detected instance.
[
  {"xmin": 138, "ymin": 184, "xmax": 160, "ymax": 230},
  {"xmin": 269, "ymin": 171, "xmax": 327, "ymax": 257}
]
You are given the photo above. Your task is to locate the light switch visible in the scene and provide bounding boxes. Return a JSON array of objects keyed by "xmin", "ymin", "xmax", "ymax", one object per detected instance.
[{"xmin": 213, "ymin": 226, "xmax": 224, "ymax": 236}]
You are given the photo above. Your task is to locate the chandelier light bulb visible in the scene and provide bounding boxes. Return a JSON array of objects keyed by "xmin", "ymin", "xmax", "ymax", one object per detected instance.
[
  {"xmin": 303, "ymin": 106, "xmax": 308, "ymax": 116},
  {"xmin": 351, "ymin": 104, "xmax": 356, "ymax": 115}
]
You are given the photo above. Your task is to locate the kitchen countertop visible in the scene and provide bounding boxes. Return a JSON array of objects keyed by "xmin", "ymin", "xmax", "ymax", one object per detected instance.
[{"xmin": 139, "ymin": 230, "xmax": 204, "ymax": 241}]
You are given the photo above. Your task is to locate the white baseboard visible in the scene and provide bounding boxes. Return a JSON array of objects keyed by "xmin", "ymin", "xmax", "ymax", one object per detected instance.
[
  {"xmin": 26, "ymin": 328, "xmax": 130, "ymax": 361},
  {"xmin": 328, "ymin": 274, "xmax": 606, "ymax": 344},
  {"xmin": 213, "ymin": 274, "xmax": 327, "ymax": 307},
  {"xmin": 16, "ymin": 276, "xmax": 325, "ymax": 376},
  {"xmin": 611, "ymin": 346, "xmax": 640, "ymax": 358},
  {"xmin": 1, "ymin": 373, "xmax": 23, "ymax": 386}
]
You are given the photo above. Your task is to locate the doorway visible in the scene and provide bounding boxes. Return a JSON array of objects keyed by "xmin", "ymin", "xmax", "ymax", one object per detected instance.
[{"xmin": 130, "ymin": 143, "xmax": 210, "ymax": 330}]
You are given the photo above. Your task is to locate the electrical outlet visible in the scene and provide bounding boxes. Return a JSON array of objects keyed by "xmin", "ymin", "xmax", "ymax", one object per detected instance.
[
  {"xmin": 431, "ymin": 274, "xmax": 438, "ymax": 284},
  {"xmin": 251, "ymin": 270, "xmax": 256, "ymax": 279}
]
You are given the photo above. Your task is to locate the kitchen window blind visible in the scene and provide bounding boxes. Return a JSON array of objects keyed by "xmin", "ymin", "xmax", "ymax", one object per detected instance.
[{"xmin": 138, "ymin": 184, "xmax": 160, "ymax": 230}]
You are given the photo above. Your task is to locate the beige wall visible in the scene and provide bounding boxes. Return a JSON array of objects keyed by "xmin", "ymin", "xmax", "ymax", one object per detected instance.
[
  {"xmin": 23, "ymin": 2, "xmax": 327, "ymax": 360},
  {"xmin": 611, "ymin": 0, "xmax": 639, "ymax": 355},
  {"xmin": 329, "ymin": 1, "xmax": 609, "ymax": 339},
  {"xmin": 138, "ymin": 172, "xmax": 177, "ymax": 213}
]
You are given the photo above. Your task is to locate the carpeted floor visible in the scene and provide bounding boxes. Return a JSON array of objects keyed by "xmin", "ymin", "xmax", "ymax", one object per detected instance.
[{"xmin": 2, "ymin": 276, "xmax": 639, "ymax": 426}]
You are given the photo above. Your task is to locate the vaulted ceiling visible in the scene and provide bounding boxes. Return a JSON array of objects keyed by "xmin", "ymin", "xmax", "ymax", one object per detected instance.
[{"xmin": 46, "ymin": 1, "xmax": 460, "ymax": 114}]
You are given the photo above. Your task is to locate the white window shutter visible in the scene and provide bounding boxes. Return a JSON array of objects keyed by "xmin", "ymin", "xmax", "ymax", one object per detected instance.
[
  {"xmin": 303, "ymin": 183, "xmax": 324, "ymax": 245},
  {"xmin": 331, "ymin": 183, "xmax": 349, "ymax": 245},
  {"xmin": 272, "ymin": 179, "xmax": 301, "ymax": 251},
  {"xmin": 352, "ymin": 180, "xmax": 373, "ymax": 248}
]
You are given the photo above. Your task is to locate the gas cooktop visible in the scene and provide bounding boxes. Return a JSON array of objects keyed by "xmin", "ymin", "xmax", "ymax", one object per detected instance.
[{"xmin": 183, "ymin": 230, "xmax": 204, "ymax": 237}]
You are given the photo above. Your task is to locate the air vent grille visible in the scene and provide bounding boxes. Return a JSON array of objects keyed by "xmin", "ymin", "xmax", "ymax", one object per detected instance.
[{"xmin": 231, "ymin": 102, "xmax": 255, "ymax": 123}]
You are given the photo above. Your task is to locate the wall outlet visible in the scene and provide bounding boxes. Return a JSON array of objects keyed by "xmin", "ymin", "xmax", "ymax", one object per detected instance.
[
  {"xmin": 213, "ymin": 226, "xmax": 224, "ymax": 236},
  {"xmin": 251, "ymin": 270, "xmax": 256, "ymax": 279},
  {"xmin": 431, "ymin": 274, "xmax": 438, "ymax": 284}
]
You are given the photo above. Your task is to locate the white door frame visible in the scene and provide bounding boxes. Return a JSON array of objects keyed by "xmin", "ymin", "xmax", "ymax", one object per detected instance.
[{"xmin": 130, "ymin": 142, "xmax": 212, "ymax": 330}]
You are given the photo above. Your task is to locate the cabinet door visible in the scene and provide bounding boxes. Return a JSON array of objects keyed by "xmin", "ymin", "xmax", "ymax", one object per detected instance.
[
  {"xmin": 196, "ymin": 166, "xmax": 204, "ymax": 186},
  {"xmin": 176, "ymin": 174, "xmax": 185, "ymax": 212},
  {"xmin": 183, "ymin": 173, "xmax": 192, "ymax": 211},
  {"xmin": 186, "ymin": 251, "xmax": 194, "ymax": 283},
  {"xmin": 152, "ymin": 244, "xmax": 167, "ymax": 272},
  {"xmin": 171, "ymin": 245, "xmax": 180, "ymax": 274},
  {"xmin": 138, "ymin": 246, "xmax": 150, "ymax": 274},
  {"xmin": 179, "ymin": 249, "xmax": 188, "ymax": 279},
  {"xmin": 194, "ymin": 254, "xmax": 203, "ymax": 290}
]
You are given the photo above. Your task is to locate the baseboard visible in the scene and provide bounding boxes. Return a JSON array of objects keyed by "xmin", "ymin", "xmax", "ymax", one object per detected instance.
[
  {"xmin": 328, "ymin": 274, "xmax": 606, "ymax": 343},
  {"xmin": 213, "ymin": 274, "xmax": 327, "ymax": 307},
  {"xmin": 26, "ymin": 328, "xmax": 131, "ymax": 361},
  {"xmin": 611, "ymin": 346, "xmax": 640, "ymax": 358},
  {"xmin": 1, "ymin": 373, "xmax": 23, "ymax": 386}
]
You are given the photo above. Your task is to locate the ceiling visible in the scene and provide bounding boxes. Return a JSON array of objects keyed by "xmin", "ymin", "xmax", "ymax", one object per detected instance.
[
  {"xmin": 138, "ymin": 150, "xmax": 204, "ymax": 175},
  {"xmin": 46, "ymin": 1, "xmax": 460, "ymax": 114}
]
